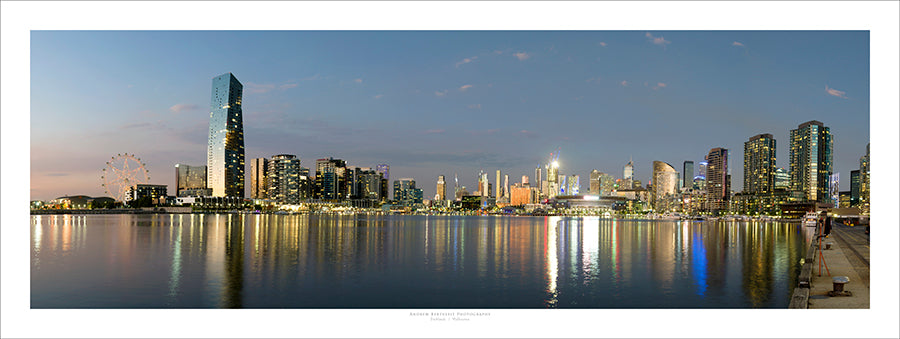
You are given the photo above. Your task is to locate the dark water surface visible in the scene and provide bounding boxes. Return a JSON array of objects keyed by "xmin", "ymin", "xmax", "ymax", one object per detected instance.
[{"xmin": 31, "ymin": 214, "xmax": 813, "ymax": 308}]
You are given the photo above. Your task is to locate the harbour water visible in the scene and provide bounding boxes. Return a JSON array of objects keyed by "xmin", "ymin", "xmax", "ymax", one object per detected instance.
[{"xmin": 31, "ymin": 214, "xmax": 813, "ymax": 308}]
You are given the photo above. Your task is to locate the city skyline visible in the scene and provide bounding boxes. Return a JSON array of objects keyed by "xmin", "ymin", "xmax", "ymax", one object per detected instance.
[{"xmin": 30, "ymin": 31, "xmax": 869, "ymax": 201}]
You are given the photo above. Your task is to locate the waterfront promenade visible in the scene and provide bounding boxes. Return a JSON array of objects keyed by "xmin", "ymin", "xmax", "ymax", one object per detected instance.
[{"xmin": 807, "ymin": 223, "xmax": 870, "ymax": 308}]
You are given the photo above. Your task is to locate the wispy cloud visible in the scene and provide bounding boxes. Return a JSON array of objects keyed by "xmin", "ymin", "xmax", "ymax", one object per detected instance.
[
  {"xmin": 732, "ymin": 41, "xmax": 745, "ymax": 47},
  {"xmin": 825, "ymin": 85, "xmax": 848, "ymax": 99},
  {"xmin": 599, "ymin": 42, "xmax": 608, "ymax": 47},
  {"xmin": 434, "ymin": 90, "xmax": 448, "ymax": 97},
  {"xmin": 299, "ymin": 74, "xmax": 321, "ymax": 81},
  {"xmin": 120, "ymin": 122, "xmax": 152, "ymax": 130},
  {"xmin": 245, "ymin": 82, "xmax": 276, "ymax": 94},
  {"xmin": 467, "ymin": 104, "xmax": 482, "ymax": 110},
  {"xmin": 467, "ymin": 128, "xmax": 499, "ymax": 136},
  {"xmin": 353, "ymin": 78, "xmax": 363, "ymax": 84},
  {"xmin": 519, "ymin": 130, "xmax": 539, "ymax": 138},
  {"xmin": 373, "ymin": 94, "xmax": 383, "ymax": 99},
  {"xmin": 513, "ymin": 52, "xmax": 531, "ymax": 61},
  {"xmin": 652, "ymin": 82, "xmax": 667, "ymax": 90},
  {"xmin": 645, "ymin": 32, "xmax": 671, "ymax": 47},
  {"xmin": 280, "ymin": 83, "xmax": 298, "ymax": 89},
  {"xmin": 620, "ymin": 80, "xmax": 629, "ymax": 87},
  {"xmin": 455, "ymin": 56, "xmax": 478, "ymax": 68},
  {"xmin": 169, "ymin": 103, "xmax": 199, "ymax": 113},
  {"xmin": 459, "ymin": 84, "xmax": 473, "ymax": 92}
]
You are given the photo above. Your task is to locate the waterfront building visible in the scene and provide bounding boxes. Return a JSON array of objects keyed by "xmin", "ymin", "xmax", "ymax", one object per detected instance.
[
  {"xmin": 828, "ymin": 173, "xmax": 840, "ymax": 206},
  {"xmin": 495, "ymin": 170, "xmax": 502, "ymax": 198},
  {"xmin": 249, "ymin": 158, "xmax": 268, "ymax": 199},
  {"xmin": 744, "ymin": 133, "xmax": 776, "ymax": 195},
  {"xmin": 589, "ymin": 170, "xmax": 601, "ymax": 195},
  {"xmin": 355, "ymin": 168, "xmax": 382, "ymax": 201},
  {"xmin": 207, "ymin": 73, "xmax": 245, "ymax": 198},
  {"xmin": 599, "ymin": 172, "xmax": 616, "ymax": 196},
  {"xmin": 775, "ymin": 167, "xmax": 790, "ymax": 190},
  {"xmin": 129, "ymin": 184, "xmax": 168, "ymax": 205},
  {"xmin": 504, "ymin": 174, "xmax": 509, "ymax": 199},
  {"xmin": 566, "ymin": 175, "xmax": 580, "ymax": 195},
  {"xmin": 534, "ymin": 167, "xmax": 542, "ymax": 195},
  {"xmin": 694, "ymin": 160, "xmax": 708, "ymax": 190},
  {"xmin": 706, "ymin": 148, "xmax": 730, "ymax": 213},
  {"xmin": 859, "ymin": 144, "xmax": 869, "ymax": 214},
  {"xmin": 267, "ymin": 154, "xmax": 301, "ymax": 204},
  {"xmin": 789, "ymin": 120, "xmax": 833, "ymax": 203},
  {"xmin": 623, "ymin": 158, "xmax": 634, "ymax": 189},
  {"xmin": 436, "ymin": 175, "xmax": 446, "ymax": 201},
  {"xmin": 547, "ymin": 160, "xmax": 560, "ymax": 198},
  {"xmin": 316, "ymin": 157, "xmax": 347, "ymax": 200},
  {"xmin": 376, "ymin": 164, "xmax": 390, "ymax": 183},
  {"xmin": 683, "ymin": 161, "xmax": 694, "ymax": 189},
  {"xmin": 393, "ymin": 178, "xmax": 423, "ymax": 206},
  {"xmin": 175, "ymin": 164, "xmax": 208, "ymax": 197},
  {"xmin": 455, "ymin": 186, "xmax": 469, "ymax": 201},
  {"xmin": 650, "ymin": 161, "xmax": 679, "ymax": 212}
]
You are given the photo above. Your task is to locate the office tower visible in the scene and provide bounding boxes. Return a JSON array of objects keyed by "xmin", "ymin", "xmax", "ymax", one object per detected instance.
[
  {"xmin": 774, "ymin": 167, "xmax": 790, "ymax": 190},
  {"xmin": 694, "ymin": 160, "xmax": 708, "ymax": 190},
  {"xmin": 558, "ymin": 175, "xmax": 567, "ymax": 195},
  {"xmin": 356, "ymin": 168, "xmax": 382, "ymax": 201},
  {"xmin": 743, "ymin": 133, "xmax": 777, "ymax": 195},
  {"xmin": 683, "ymin": 161, "xmax": 694, "ymax": 189},
  {"xmin": 376, "ymin": 164, "xmax": 390, "ymax": 183},
  {"xmin": 175, "ymin": 164, "xmax": 208, "ymax": 197},
  {"xmin": 828, "ymin": 173, "xmax": 840, "ymax": 205},
  {"xmin": 316, "ymin": 157, "xmax": 347, "ymax": 200},
  {"xmin": 859, "ymin": 143, "xmax": 869, "ymax": 213},
  {"xmin": 547, "ymin": 160, "xmax": 559, "ymax": 198},
  {"xmin": 589, "ymin": 170, "xmax": 601, "ymax": 195},
  {"xmin": 623, "ymin": 157, "xmax": 634, "ymax": 190},
  {"xmin": 599, "ymin": 173, "xmax": 616, "ymax": 196},
  {"xmin": 249, "ymin": 158, "xmax": 268, "ymax": 199},
  {"xmin": 393, "ymin": 178, "xmax": 422, "ymax": 206},
  {"xmin": 651, "ymin": 161, "xmax": 679, "ymax": 212},
  {"xmin": 566, "ymin": 175, "xmax": 580, "ymax": 195},
  {"xmin": 299, "ymin": 167, "xmax": 311, "ymax": 200},
  {"xmin": 503, "ymin": 174, "xmax": 509, "ymax": 199},
  {"xmin": 534, "ymin": 167, "xmax": 542, "ymax": 194},
  {"xmin": 789, "ymin": 120, "xmax": 833, "ymax": 203},
  {"xmin": 495, "ymin": 170, "xmax": 502, "ymax": 198},
  {"xmin": 207, "ymin": 72, "xmax": 245, "ymax": 197},
  {"xmin": 850, "ymin": 170, "xmax": 860, "ymax": 206},
  {"xmin": 436, "ymin": 175, "xmax": 446, "ymax": 201},
  {"xmin": 481, "ymin": 172, "xmax": 490, "ymax": 197},
  {"xmin": 267, "ymin": 154, "xmax": 301, "ymax": 204},
  {"xmin": 706, "ymin": 148, "xmax": 730, "ymax": 212}
]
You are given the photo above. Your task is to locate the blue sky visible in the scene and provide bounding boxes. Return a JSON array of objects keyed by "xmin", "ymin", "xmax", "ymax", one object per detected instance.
[{"xmin": 30, "ymin": 31, "xmax": 869, "ymax": 201}]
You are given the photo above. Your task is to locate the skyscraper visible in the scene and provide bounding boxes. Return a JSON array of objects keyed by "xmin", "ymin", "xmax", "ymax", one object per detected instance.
[
  {"xmin": 850, "ymin": 169, "xmax": 860, "ymax": 206},
  {"xmin": 566, "ymin": 175, "xmax": 580, "ymax": 195},
  {"xmin": 694, "ymin": 160, "xmax": 708, "ymax": 190},
  {"xmin": 175, "ymin": 164, "xmax": 208, "ymax": 197},
  {"xmin": 267, "ymin": 154, "xmax": 301, "ymax": 204},
  {"xmin": 207, "ymin": 73, "xmax": 245, "ymax": 198},
  {"xmin": 743, "ymin": 133, "xmax": 776, "ymax": 195},
  {"xmin": 774, "ymin": 167, "xmax": 790, "ymax": 190},
  {"xmin": 789, "ymin": 120, "xmax": 833, "ymax": 203},
  {"xmin": 706, "ymin": 148, "xmax": 730, "ymax": 212},
  {"xmin": 599, "ymin": 172, "xmax": 616, "ymax": 196},
  {"xmin": 376, "ymin": 164, "xmax": 390, "ymax": 183},
  {"xmin": 859, "ymin": 143, "xmax": 869, "ymax": 213},
  {"xmin": 436, "ymin": 175, "xmax": 446, "ymax": 201},
  {"xmin": 623, "ymin": 157, "xmax": 634, "ymax": 190},
  {"xmin": 589, "ymin": 170, "xmax": 601, "ymax": 195},
  {"xmin": 547, "ymin": 161, "xmax": 560, "ymax": 198},
  {"xmin": 316, "ymin": 157, "xmax": 347, "ymax": 200},
  {"xmin": 534, "ymin": 166, "xmax": 542, "ymax": 194},
  {"xmin": 393, "ymin": 178, "xmax": 423, "ymax": 206},
  {"xmin": 495, "ymin": 170, "xmax": 502, "ymax": 199},
  {"xmin": 503, "ymin": 174, "xmax": 510, "ymax": 199},
  {"xmin": 651, "ymin": 161, "xmax": 679, "ymax": 212},
  {"xmin": 249, "ymin": 158, "xmax": 268, "ymax": 199},
  {"xmin": 682, "ymin": 161, "xmax": 694, "ymax": 190}
]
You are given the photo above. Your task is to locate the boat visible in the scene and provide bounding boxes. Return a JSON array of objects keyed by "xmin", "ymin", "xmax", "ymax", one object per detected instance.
[{"xmin": 803, "ymin": 212, "xmax": 818, "ymax": 227}]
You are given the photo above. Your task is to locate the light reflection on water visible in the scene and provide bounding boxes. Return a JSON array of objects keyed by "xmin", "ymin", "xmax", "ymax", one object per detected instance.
[{"xmin": 31, "ymin": 214, "xmax": 812, "ymax": 308}]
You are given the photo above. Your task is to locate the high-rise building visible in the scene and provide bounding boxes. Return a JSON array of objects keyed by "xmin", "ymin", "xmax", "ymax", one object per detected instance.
[
  {"xmin": 859, "ymin": 143, "xmax": 869, "ymax": 214},
  {"xmin": 623, "ymin": 158, "xmax": 634, "ymax": 190},
  {"xmin": 249, "ymin": 158, "xmax": 268, "ymax": 199},
  {"xmin": 774, "ymin": 167, "xmax": 790, "ymax": 190},
  {"xmin": 828, "ymin": 173, "xmax": 840, "ymax": 205},
  {"xmin": 316, "ymin": 157, "xmax": 347, "ymax": 200},
  {"xmin": 503, "ymin": 174, "xmax": 509, "ymax": 199},
  {"xmin": 566, "ymin": 175, "xmax": 580, "ymax": 195},
  {"xmin": 683, "ymin": 161, "xmax": 694, "ymax": 190},
  {"xmin": 534, "ymin": 167, "xmax": 542, "ymax": 194},
  {"xmin": 376, "ymin": 164, "xmax": 390, "ymax": 183},
  {"xmin": 393, "ymin": 178, "xmax": 423, "ymax": 206},
  {"xmin": 547, "ymin": 161, "xmax": 560, "ymax": 198},
  {"xmin": 743, "ymin": 133, "xmax": 777, "ymax": 195},
  {"xmin": 436, "ymin": 175, "xmax": 446, "ymax": 201},
  {"xmin": 207, "ymin": 73, "xmax": 245, "ymax": 198},
  {"xmin": 589, "ymin": 170, "xmax": 601, "ymax": 195},
  {"xmin": 356, "ymin": 168, "xmax": 382, "ymax": 201},
  {"xmin": 267, "ymin": 154, "xmax": 301, "ymax": 204},
  {"xmin": 706, "ymin": 148, "xmax": 730, "ymax": 212},
  {"xmin": 850, "ymin": 169, "xmax": 860, "ymax": 206},
  {"xmin": 694, "ymin": 160, "xmax": 708, "ymax": 190},
  {"xmin": 651, "ymin": 161, "xmax": 679, "ymax": 212},
  {"xmin": 789, "ymin": 120, "xmax": 833, "ymax": 203},
  {"xmin": 599, "ymin": 173, "xmax": 616, "ymax": 196},
  {"xmin": 175, "ymin": 164, "xmax": 208, "ymax": 197},
  {"xmin": 495, "ymin": 170, "xmax": 502, "ymax": 199}
]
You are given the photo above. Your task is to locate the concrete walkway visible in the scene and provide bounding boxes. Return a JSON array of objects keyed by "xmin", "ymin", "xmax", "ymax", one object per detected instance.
[{"xmin": 807, "ymin": 224, "xmax": 870, "ymax": 309}]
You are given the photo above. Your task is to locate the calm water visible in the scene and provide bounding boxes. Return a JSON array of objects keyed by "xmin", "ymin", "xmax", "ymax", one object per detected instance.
[{"xmin": 31, "ymin": 214, "xmax": 813, "ymax": 308}]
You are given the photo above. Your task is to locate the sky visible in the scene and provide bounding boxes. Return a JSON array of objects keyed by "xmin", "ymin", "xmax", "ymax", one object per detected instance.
[{"xmin": 30, "ymin": 31, "xmax": 870, "ymax": 201}]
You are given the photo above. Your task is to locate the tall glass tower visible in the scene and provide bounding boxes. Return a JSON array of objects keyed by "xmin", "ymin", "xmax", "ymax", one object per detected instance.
[
  {"xmin": 743, "ymin": 133, "xmax": 776, "ymax": 195},
  {"xmin": 789, "ymin": 120, "xmax": 832, "ymax": 203},
  {"xmin": 207, "ymin": 73, "xmax": 245, "ymax": 198}
]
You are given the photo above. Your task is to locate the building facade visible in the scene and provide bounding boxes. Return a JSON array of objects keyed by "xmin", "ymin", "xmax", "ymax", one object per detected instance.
[
  {"xmin": 267, "ymin": 154, "xmax": 301, "ymax": 204},
  {"xmin": 393, "ymin": 178, "xmax": 423, "ymax": 206},
  {"xmin": 436, "ymin": 175, "xmax": 446, "ymax": 201},
  {"xmin": 175, "ymin": 164, "xmax": 207, "ymax": 197},
  {"xmin": 316, "ymin": 157, "xmax": 347, "ymax": 200},
  {"xmin": 706, "ymin": 148, "xmax": 730, "ymax": 212},
  {"xmin": 207, "ymin": 72, "xmax": 245, "ymax": 198},
  {"xmin": 683, "ymin": 161, "xmax": 694, "ymax": 189},
  {"xmin": 650, "ymin": 161, "xmax": 679, "ymax": 212},
  {"xmin": 249, "ymin": 158, "xmax": 268, "ymax": 199},
  {"xmin": 789, "ymin": 120, "xmax": 833, "ymax": 203},
  {"xmin": 858, "ymin": 143, "xmax": 869, "ymax": 214}
]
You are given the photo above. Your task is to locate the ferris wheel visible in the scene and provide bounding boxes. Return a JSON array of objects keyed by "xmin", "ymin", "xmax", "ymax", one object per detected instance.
[{"xmin": 100, "ymin": 153, "xmax": 151, "ymax": 202}]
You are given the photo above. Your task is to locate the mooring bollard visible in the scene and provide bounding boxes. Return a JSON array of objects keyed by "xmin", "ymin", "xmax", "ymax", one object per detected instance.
[
  {"xmin": 832, "ymin": 276, "xmax": 850, "ymax": 294},
  {"xmin": 825, "ymin": 242, "xmax": 833, "ymax": 250}
]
